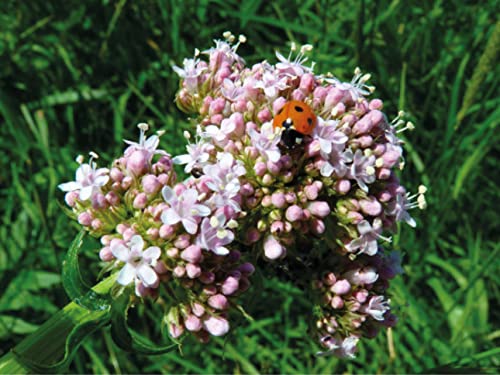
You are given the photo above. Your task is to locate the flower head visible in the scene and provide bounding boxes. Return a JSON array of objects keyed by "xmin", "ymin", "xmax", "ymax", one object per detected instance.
[
  {"xmin": 111, "ymin": 235, "xmax": 161, "ymax": 292},
  {"xmin": 58, "ymin": 153, "xmax": 109, "ymax": 201},
  {"xmin": 161, "ymin": 186, "xmax": 211, "ymax": 234}
]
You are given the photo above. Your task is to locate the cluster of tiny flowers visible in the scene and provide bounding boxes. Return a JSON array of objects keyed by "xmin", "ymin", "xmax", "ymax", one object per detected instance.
[
  {"xmin": 59, "ymin": 33, "xmax": 424, "ymax": 356},
  {"xmin": 170, "ymin": 32, "xmax": 426, "ymax": 356},
  {"xmin": 59, "ymin": 123, "xmax": 254, "ymax": 341}
]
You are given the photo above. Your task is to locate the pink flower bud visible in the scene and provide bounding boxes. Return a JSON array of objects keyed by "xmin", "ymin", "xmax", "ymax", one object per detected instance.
[
  {"xmin": 263, "ymin": 235, "xmax": 285, "ymax": 260},
  {"xmin": 126, "ymin": 150, "xmax": 149, "ymax": 176},
  {"xmin": 359, "ymin": 197, "xmax": 382, "ymax": 216},
  {"xmin": 157, "ymin": 173, "xmax": 170, "ymax": 186},
  {"xmin": 333, "ymin": 102, "xmax": 346, "ymax": 116},
  {"xmin": 270, "ymin": 220, "xmax": 284, "ymax": 234},
  {"xmin": 209, "ymin": 97, "xmax": 226, "ymax": 114},
  {"xmin": 105, "ymin": 191, "xmax": 119, "ymax": 206},
  {"xmin": 109, "ymin": 167, "xmax": 124, "ymax": 182},
  {"xmin": 133, "ymin": 192, "xmax": 148, "ymax": 209},
  {"xmin": 159, "ymin": 224, "xmax": 174, "ymax": 239},
  {"xmin": 369, "ymin": 99, "xmax": 383, "ymax": 110},
  {"xmin": 284, "ymin": 192, "xmax": 296, "ymax": 204},
  {"xmin": 332, "ymin": 279, "xmax": 351, "ymax": 295},
  {"xmin": 310, "ymin": 218, "xmax": 326, "ymax": 234},
  {"xmin": 222, "ymin": 276, "xmax": 239, "ymax": 295},
  {"xmin": 271, "ymin": 192, "xmax": 286, "ymax": 208},
  {"xmin": 285, "ymin": 205, "xmax": 303, "ymax": 222},
  {"xmin": 186, "ymin": 263, "xmax": 201, "ymax": 279},
  {"xmin": 121, "ymin": 176, "xmax": 133, "ymax": 189},
  {"xmin": 91, "ymin": 219, "xmax": 103, "ymax": 230},
  {"xmin": 257, "ymin": 108, "xmax": 272, "ymax": 123},
  {"xmin": 240, "ymin": 183, "xmax": 254, "ymax": 196},
  {"xmin": 272, "ymin": 97, "xmax": 287, "ymax": 115},
  {"xmin": 147, "ymin": 227, "xmax": 159, "ymax": 240},
  {"xmin": 65, "ymin": 191, "xmax": 79, "ymax": 207},
  {"xmin": 254, "ymin": 162, "xmax": 267, "ymax": 176},
  {"xmin": 173, "ymin": 265, "xmax": 185, "ymax": 278},
  {"xmin": 122, "ymin": 228, "xmax": 136, "ymax": 241},
  {"xmin": 325, "ymin": 88, "xmax": 344, "ymax": 108},
  {"xmin": 142, "ymin": 175, "xmax": 161, "ymax": 194},
  {"xmin": 291, "ymin": 89, "xmax": 305, "ymax": 101},
  {"xmin": 331, "ymin": 295, "xmax": 344, "ymax": 309},
  {"xmin": 77, "ymin": 212, "xmax": 92, "ymax": 226},
  {"xmin": 266, "ymin": 160, "xmax": 281, "ymax": 175},
  {"xmin": 299, "ymin": 73, "xmax": 315, "ymax": 93},
  {"xmin": 99, "ymin": 246, "xmax": 113, "ymax": 261},
  {"xmin": 92, "ymin": 193, "xmax": 107, "ymax": 209},
  {"xmin": 261, "ymin": 195, "xmax": 272, "ymax": 207},
  {"xmin": 354, "ymin": 289, "xmax": 369, "ymax": 303},
  {"xmin": 174, "ymin": 234, "xmax": 191, "ymax": 249},
  {"xmin": 169, "ymin": 323, "xmax": 184, "ymax": 339},
  {"xmin": 154, "ymin": 260, "xmax": 168, "ymax": 274},
  {"xmin": 262, "ymin": 174, "xmax": 273, "ymax": 186},
  {"xmin": 203, "ymin": 316, "xmax": 229, "ymax": 337},
  {"xmin": 377, "ymin": 168, "xmax": 391, "ymax": 180},
  {"xmin": 304, "ymin": 184, "xmax": 319, "ymax": 200},
  {"xmin": 181, "ymin": 245, "xmax": 202, "ymax": 263},
  {"xmin": 347, "ymin": 211, "xmax": 364, "ymax": 224},
  {"xmin": 192, "ymin": 302, "xmax": 205, "ymax": 317},
  {"xmin": 358, "ymin": 135, "xmax": 373, "ymax": 148},
  {"xmin": 308, "ymin": 201, "xmax": 330, "ymax": 217},
  {"xmin": 208, "ymin": 294, "xmax": 229, "ymax": 310},
  {"xmin": 185, "ymin": 315, "xmax": 202, "ymax": 332}
]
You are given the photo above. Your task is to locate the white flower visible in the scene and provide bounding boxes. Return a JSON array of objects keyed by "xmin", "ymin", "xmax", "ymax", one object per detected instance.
[
  {"xmin": 324, "ymin": 67, "xmax": 374, "ymax": 102},
  {"xmin": 360, "ymin": 296, "xmax": 390, "ymax": 321},
  {"xmin": 248, "ymin": 122, "xmax": 281, "ymax": 162},
  {"xmin": 124, "ymin": 123, "xmax": 167, "ymax": 159},
  {"xmin": 161, "ymin": 186, "xmax": 211, "ymax": 234},
  {"xmin": 172, "ymin": 133, "xmax": 212, "ymax": 173},
  {"xmin": 111, "ymin": 235, "xmax": 161, "ymax": 289},
  {"xmin": 58, "ymin": 155, "xmax": 109, "ymax": 201}
]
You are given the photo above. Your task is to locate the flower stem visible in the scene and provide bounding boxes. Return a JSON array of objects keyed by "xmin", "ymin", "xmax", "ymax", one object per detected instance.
[{"xmin": 0, "ymin": 275, "xmax": 116, "ymax": 374}]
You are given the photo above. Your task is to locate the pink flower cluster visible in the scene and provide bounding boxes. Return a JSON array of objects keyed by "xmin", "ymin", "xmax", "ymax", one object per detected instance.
[
  {"xmin": 171, "ymin": 33, "xmax": 425, "ymax": 356},
  {"xmin": 59, "ymin": 123, "xmax": 253, "ymax": 340},
  {"xmin": 59, "ymin": 33, "xmax": 425, "ymax": 356}
]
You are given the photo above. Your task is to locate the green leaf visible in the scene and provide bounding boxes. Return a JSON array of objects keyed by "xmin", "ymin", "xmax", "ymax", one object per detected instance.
[
  {"xmin": 62, "ymin": 230, "xmax": 111, "ymax": 311},
  {"xmin": 62, "ymin": 230, "xmax": 90, "ymax": 300},
  {"xmin": 110, "ymin": 293, "xmax": 178, "ymax": 355}
]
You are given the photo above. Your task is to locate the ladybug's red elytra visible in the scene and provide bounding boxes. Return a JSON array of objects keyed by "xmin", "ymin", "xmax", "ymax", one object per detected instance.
[{"xmin": 272, "ymin": 100, "xmax": 317, "ymax": 148}]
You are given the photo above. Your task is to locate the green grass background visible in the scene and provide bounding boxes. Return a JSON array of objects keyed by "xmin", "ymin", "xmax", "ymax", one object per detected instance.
[{"xmin": 0, "ymin": 0, "xmax": 499, "ymax": 373}]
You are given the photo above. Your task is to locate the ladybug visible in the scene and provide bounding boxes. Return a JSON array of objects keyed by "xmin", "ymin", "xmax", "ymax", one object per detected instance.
[{"xmin": 272, "ymin": 100, "xmax": 317, "ymax": 148}]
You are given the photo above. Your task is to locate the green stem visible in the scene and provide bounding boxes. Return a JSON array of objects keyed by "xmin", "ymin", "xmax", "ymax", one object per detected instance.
[{"xmin": 0, "ymin": 276, "xmax": 116, "ymax": 374}]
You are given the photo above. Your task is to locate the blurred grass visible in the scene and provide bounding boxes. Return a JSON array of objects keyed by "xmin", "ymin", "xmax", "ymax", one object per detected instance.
[{"xmin": 0, "ymin": 0, "xmax": 499, "ymax": 373}]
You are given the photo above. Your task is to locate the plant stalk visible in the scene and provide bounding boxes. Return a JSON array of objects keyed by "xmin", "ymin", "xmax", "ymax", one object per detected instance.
[{"xmin": 0, "ymin": 276, "xmax": 116, "ymax": 374}]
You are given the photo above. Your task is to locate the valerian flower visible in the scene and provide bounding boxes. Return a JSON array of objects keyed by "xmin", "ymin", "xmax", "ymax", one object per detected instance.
[
  {"xmin": 161, "ymin": 186, "xmax": 211, "ymax": 234},
  {"xmin": 58, "ymin": 153, "xmax": 109, "ymax": 201},
  {"xmin": 111, "ymin": 235, "xmax": 161, "ymax": 290}
]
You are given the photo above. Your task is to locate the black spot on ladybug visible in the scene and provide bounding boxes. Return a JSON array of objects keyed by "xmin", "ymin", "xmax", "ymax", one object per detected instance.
[
  {"xmin": 307, "ymin": 117, "xmax": 313, "ymax": 126},
  {"xmin": 294, "ymin": 105, "xmax": 304, "ymax": 112}
]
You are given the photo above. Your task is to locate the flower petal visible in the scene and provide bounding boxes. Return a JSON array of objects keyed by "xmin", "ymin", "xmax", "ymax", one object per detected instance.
[
  {"xmin": 161, "ymin": 208, "xmax": 181, "ymax": 225},
  {"xmin": 111, "ymin": 244, "xmax": 130, "ymax": 262},
  {"xmin": 79, "ymin": 186, "xmax": 93, "ymax": 201},
  {"xmin": 137, "ymin": 264, "xmax": 158, "ymax": 287},
  {"xmin": 161, "ymin": 186, "xmax": 175, "ymax": 204},
  {"xmin": 129, "ymin": 235, "xmax": 144, "ymax": 252},
  {"xmin": 182, "ymin": 217, "xmax": 198, "ymax": 234},
  {"xmin": 58, "ymin": 181, "xmax": 81, "ymax": 192},
  {"xmin": 117, "ymin": 263, "xmax": 136, "ymax": 285},
  {"xmin": 143, "ymin": 246, "xmax": 161, "ymax": 262}
]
